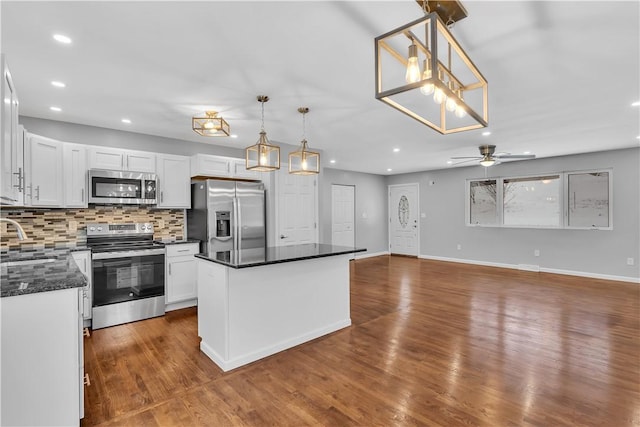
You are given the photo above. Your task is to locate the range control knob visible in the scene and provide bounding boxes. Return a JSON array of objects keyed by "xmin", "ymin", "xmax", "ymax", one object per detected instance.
[
  {"xmin": 97, "ymin": 227, "xmax": 103, "ymax": 232},
  {"xmin": 89, "ymin": 227, "xmax": 95, "ymax": 232}
]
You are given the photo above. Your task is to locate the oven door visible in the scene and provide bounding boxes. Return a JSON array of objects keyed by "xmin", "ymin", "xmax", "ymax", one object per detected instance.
[{"xmin": 92, "ymin": 249, "xmax": 165, "ymax": 307}]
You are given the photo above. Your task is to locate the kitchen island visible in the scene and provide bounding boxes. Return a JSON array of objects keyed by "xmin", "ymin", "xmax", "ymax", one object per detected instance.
[{"xmin": 195, "ymin": 243, "xmax": 365, "ymax": 371}]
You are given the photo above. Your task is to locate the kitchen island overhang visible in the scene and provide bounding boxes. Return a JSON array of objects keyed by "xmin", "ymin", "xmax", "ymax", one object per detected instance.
[{"xmin": 195, "ymin": 244, "xmax": 366, "ymax": 372}]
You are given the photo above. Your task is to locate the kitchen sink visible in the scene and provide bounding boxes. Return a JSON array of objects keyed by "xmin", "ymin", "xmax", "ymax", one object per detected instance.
[{"xmin": 0, "ymin": 258, "xmax": 58, "ymax": 268}]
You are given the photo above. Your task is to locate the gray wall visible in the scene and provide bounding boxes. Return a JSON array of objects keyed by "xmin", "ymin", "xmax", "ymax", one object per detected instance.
[
  {"xmin": 319, "ymin": 168, "xmax": 388, "ymax": 254},
  {"xmin": 387, "ymin": 148, "xmax": 640, "ymax": 280},
  {"xmin": 19, "ymin": 116, "xmax": 246, "ymax": 158}
]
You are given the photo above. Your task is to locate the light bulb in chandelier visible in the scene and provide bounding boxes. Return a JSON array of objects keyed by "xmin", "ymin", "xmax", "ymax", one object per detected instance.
[
  {"xmin": 405, "ymin": 42, "xmax": 421, "ymax": 84},
  {"xmin": 433, "ymin": 87, "xmax": 446, "ymax": 105},
  {"xmin": 420, "ymin": 60, "xmax": 434, "ymax": 96},
  {"xmin": 259, "ymin": 147, "xmax": 268, "ymax": 166},
  {"xmin": 446, "ymin": 97, "xmax": 457, "ymax": 112}
]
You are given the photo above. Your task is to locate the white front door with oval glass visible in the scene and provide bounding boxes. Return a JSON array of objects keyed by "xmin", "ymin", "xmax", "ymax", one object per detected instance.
[{"xmin": 389, "ymin": 184, "xmax": 419, "ymax": 256}]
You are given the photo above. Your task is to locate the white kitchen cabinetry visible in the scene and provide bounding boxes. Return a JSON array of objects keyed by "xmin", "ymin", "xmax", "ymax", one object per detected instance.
[
  {"xmin": 72, "ymin": 250, "xmax": 93, "ymax": 323},
  {"xmin": 88, "ymin": 146, "xmax": 156, "ymax": 172},
  {"xmin": 166, "ymin": 243, "xmax": 199, "ymax": 309},
  {"xmin": 0, "ymin": 288, "xmax": 83, "ymax": 426},
  {"xmin": 156, "ymin": 154, "xmax": 190, "ymax": 208},
  {"xmin": 1, "ymin": 55, "xmax": 23, "ymax": 205},
  {"xmin": 64, "ymin": 143, "xmax": 88, "ymax": 208},
  {"xmin": 191, "ymin": 153, "xmax": 230, "ymax": 177},
  {"xmin": 230, "ymin": 158, "xmax": 261, "ymax": 180},
  {"xmin": 24, "ymin": 133, "xmax": 64, "ymax": 207}
]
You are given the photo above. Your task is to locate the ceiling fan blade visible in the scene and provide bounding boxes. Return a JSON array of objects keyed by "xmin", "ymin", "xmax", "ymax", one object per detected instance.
[
  {"xmin": 451, "ymin": 156, "xmax": 482, "ymax": 160},
  {"xmin": 452, "ymin": 159, "xmax": 480, "ymax": 166},
  {"xmin": 494, "ymin": 154, "xmax": 536, "ymax": 159}
]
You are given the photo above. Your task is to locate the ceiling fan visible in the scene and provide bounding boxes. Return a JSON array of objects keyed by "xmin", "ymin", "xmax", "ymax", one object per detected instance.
[{"xmin": 451, "ymin": 145, "xmax": 536, "ymax": 167}]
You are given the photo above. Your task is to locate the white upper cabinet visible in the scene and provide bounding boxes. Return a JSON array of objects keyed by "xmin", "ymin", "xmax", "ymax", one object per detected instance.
[
  {"xmin": 191, "ymin": 154, "xmax": 230, "ymax": 177},
  {"xmin": 191, "ymin": 154, "xmax": 261, "ymax": 180},
  {"xmin": 88, "ymin": 146, "xmax": 156, "ymax": 172},
  {"xmin": 156, "ymin": 154, "xmax": 190, "ymax": 208},
  {"xmin": 1, "ymin": 55, "xmax": 23, "ymax": 205},
  {"xmin": 63, "ymin": 143, "xmax": 88, "ymax": 208},
  {"xmin": 24, "ymin": 133, "xmax": 64, "ymax": 207}
]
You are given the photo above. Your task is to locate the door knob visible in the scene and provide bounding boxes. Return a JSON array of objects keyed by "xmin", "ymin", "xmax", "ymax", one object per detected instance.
[{"xmin": 280, "ymin": 235, "xmax": 288, "ymax": 239}]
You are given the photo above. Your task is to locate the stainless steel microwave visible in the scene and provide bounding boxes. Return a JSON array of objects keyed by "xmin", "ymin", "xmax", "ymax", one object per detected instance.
[{"xmin": 88, "ymin": 169, "xmax": 157, "ymax": 205}]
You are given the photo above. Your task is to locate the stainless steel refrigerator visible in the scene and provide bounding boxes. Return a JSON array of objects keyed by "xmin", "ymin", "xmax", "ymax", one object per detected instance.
[{"xmin": 187, "ymin": 180, "xmax": 266, "ymax": 253}]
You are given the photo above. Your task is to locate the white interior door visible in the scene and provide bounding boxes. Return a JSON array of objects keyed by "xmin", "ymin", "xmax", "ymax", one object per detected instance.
[
  {"xmin": 332, "ymin": 184, "xmax": 355, "ymax": 247},
  {"xmin": 276, "ymin": 170, "xmax": 317, "ymax": 246},
  {"xmin": 389, "ymin": 184, "xmax": 419, "ymax": 256}
]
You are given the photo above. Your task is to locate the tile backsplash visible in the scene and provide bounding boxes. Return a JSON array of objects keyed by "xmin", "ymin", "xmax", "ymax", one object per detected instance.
[{"xmin": 0, "ymin": 206, "xmax": 184, "ymax": 252}]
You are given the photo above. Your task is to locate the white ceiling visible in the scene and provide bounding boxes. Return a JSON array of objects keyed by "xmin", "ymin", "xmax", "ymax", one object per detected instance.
[{"xmin": 2, "ymin": 1, "xmax": 639, "ymax": 175}]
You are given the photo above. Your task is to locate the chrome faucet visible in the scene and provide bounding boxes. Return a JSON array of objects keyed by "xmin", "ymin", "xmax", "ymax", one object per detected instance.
[{"xmin": 0, "ymin": 218, "xmax": 27, "ymax": 240}]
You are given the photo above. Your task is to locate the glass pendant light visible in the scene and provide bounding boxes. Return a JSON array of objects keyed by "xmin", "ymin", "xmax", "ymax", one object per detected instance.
[
  {"xmin": 289, "ymin": 107, "xmax": 320, "ymax": 175},
  {"xmin": 245, "ymin": 96, "xmax": 280, "ymax": 171}
]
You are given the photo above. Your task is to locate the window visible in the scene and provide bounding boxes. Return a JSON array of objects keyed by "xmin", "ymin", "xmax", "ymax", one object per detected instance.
[
  {"xmin": 466, "ymin": 169, "xmax": 612, "ymax": 230},
  {"xmin": 503, "ymin": 175, "xmax": 561, "ymax": 227},
  {"xmin": 567, "ymin": 171, "xmax": 610, "ymax": 228},
  {"xmin": 469, "ymin": 180, "xmax": 497, "ymax": 225}
]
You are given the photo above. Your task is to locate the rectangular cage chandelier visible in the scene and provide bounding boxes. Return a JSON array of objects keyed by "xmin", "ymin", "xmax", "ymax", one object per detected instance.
[{"xmin": 375, "ymin": 0, "xmax": 488, "ymax": 134}]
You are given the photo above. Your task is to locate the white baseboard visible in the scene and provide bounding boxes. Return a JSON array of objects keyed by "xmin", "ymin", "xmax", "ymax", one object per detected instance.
[
  {"xmin": 355, "ymin": 251, "xmax": 389, "ymax": 260},
  {"xmin": 166, "ymin": 299, "xmax": 197, "ymax": 312},
  {"xmin": 201, "ymin": 319, "xmax": 351, "ymax": 372},
  {"xmin": 419, "ymin": 254, "xmax": 640, "ymax": 284}
]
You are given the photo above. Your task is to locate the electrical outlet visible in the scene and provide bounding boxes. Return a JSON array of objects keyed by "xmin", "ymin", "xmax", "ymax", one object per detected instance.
[
  {"xmin": 627, "ymin": 258, "xmax": 635, "ymax": 266},
  {"xmin": 68, "ymin": 220, "xmax": 77, "ymax": 232},
  {"xmin": 420, "ymin": 212, "xmax": 426, "ymax": 218},
  {"xmin": 457, "ymin": 244, "xmax": 462, "ymax": 250},
  {"xmin": 534, "ymin": 249, "xmax": 540, "ymax": 257},
  {"xmin": 157, "ymin": 219, "xmax": 165, "ymax": 229}
]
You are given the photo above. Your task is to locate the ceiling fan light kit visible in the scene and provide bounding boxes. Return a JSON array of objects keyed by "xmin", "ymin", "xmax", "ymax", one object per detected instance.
[
  {"xmin": 192, "ymin": 111, "xmax": 230, "ymax": 137},
  {"xmin": 452, "ymin": 144, "xmax": 536, "ymax": 167},
  {"xmin": 374, "ymin": 0, "xmax": 488, "ymax": 134},
  {"xmin": 289, "ymin": 107, "xmax": 320, "ymax": 175},
  {"xmin": 246, "ymin": 95, "xmax": 281, "ymax": 172}
]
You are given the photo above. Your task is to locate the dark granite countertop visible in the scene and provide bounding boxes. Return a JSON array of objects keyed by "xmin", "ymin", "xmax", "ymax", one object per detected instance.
[
  {"xmin": 154, "ymin": 238, "xmax": 200, "ymax": 246},
  {"xmin": 195, "ymin": 243, "xmax": 366, "ymax": 269},
  {"xmin": 1, "ymin": 249, "xmax": 87, "ymax": 297}
]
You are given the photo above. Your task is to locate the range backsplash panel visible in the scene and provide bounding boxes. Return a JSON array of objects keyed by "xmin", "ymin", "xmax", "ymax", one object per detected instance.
[{"xmin": 0, "ymin": 207, "xmax": 184, "ymax": 252}]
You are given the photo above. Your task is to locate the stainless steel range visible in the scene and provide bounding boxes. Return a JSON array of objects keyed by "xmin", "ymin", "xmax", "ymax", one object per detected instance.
[{"xmin": 87, "ymin": 223, "xmax": 165, "ymax": 329}]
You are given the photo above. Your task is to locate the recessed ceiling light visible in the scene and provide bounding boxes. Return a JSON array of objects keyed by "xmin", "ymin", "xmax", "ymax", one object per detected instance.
[
  {"xmin": 50, "ymin": 106, "xmax": 62, "ymax": 112},
  {"xmin": 482, "ymin": 131, "xmax": 491, "ymax": 136},
  {"xmin": 53, "ymin": 34, "xmax": 72, "ymax": 44},
  {"xmin": 230, "ymin": 134, "xmax": 238, "ymax": 138},
  {"xmin": 387, "ymin": 168, "xmax": 392, "ymax": 172},
  {"xmin": 393, "ymin": 148, "xmax": 400, "ymax": 152},
  {"xmin": 121, "ymin": 118, "xmax": 131, "ymax": 124},
  {"xmin": 51, "ymin": 81, "xmax": 66, "ymax": 88},
  {"xmin": 636, "ymin": 135, "xmax": 640, "ymax": 139},
  {"xmin": 523, "ymin": 151, "xmax": 531, "ymax": 155},
  {"xmin": 329, "ymin": 159, "xmax": 336, "ymax": 164},
  {"xmin": 632, "ymin": 101, "xmax": 640, "ymax": 107},
  {"xmin": 446, "ymin": 160, "xmax": 453, "ymax": 165}
]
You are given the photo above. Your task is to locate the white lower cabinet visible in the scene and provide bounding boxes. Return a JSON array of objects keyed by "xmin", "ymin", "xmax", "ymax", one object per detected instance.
[
  {"xmin": 72, "ymin": 250, "xmax": 92, "ymax": 322},
  {"xmin": 165, "ymin": 243, "xmax": 199, "ymax": 309},
  {"xmin": 0, "ymin": 288, "xmax": 83, "ymax": 426}
]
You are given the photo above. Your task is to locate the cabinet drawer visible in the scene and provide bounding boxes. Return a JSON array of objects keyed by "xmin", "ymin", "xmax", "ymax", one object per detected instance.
[{"xmin": 166, "ymin": 243, "xmax": 199, "ymax": 258}]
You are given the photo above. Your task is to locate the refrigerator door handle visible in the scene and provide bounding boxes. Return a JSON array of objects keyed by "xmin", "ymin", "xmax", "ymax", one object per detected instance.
[
  {"xmin": 236, "ymin": 197, "xmax": 242, "ymax": 250},
  {"xmin": 232, "ymin": 197, "xmax": 238, "ymax": 251}
]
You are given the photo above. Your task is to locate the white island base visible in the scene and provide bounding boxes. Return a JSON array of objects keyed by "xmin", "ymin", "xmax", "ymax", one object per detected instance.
[{"xmin": 196, "ymin": 254, "xmax": 352, "ymax": 371}]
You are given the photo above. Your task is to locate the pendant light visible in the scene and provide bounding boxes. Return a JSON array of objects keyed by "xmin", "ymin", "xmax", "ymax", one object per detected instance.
[
  {"xmin": 245, "ymin": 95, "xmax": 280, "ymax": 172},
  {"xmin": 289, "ymin": 107, "xmax": 320, "ymax": 175}
]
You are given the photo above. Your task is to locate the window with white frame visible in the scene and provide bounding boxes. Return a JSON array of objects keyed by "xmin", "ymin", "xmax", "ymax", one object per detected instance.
[{"xmin": 467, "ymin": 169, "xmax": 612, "ymax": 230}]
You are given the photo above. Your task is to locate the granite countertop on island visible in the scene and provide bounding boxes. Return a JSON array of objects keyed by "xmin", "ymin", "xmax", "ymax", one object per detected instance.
[
  {"xmin": 195, "ymin": 243, "xmax": 366, "ymax": 269},
  {"xmin": 1, "ymin": 249, "xmax": 87, "ymax": 297}
]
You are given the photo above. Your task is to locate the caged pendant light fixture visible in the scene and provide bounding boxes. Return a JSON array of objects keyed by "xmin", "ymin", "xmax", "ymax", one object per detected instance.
[
  {"xmin": 289, "ymin": 107, "xmax": 320, "ymax": 175},
  {"xmin": 375, "ymin": 0, "xmax": 488, "ymax": 134},
  {"xmin": 192, "ymin": 111, "xmax": 230, "ymax": 136},
  {"xmin": 246, "ymin": 95, "xmax": 280, "ymax": 172}
]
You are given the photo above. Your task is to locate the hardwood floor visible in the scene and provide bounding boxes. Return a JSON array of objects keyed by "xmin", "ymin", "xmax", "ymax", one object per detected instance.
[{"xmin": 82, "ymin": 256, "xmax": 640, "ymax": 426}]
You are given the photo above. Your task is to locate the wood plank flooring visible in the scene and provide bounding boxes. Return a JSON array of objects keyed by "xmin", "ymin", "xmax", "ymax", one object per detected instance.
[{"xmin": 82, "ymin": 256, "xmax": 640, "ymax": 426}]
